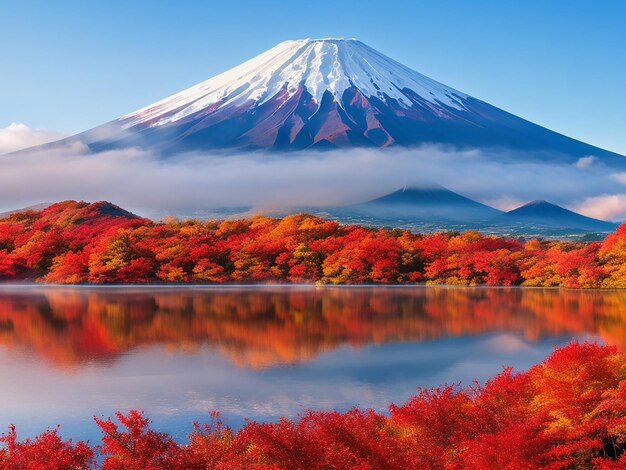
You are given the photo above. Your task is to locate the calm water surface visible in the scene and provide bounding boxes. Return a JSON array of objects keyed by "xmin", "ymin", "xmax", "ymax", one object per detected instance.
[{"xmin": 0, "ymin": 285, "xmax": 624, "ymax": 442}]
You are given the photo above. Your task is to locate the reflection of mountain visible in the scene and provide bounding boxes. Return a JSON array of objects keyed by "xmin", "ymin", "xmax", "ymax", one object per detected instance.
[{"xmin": 0, "ymin": 287, "xmax": 624, "ymax": 369}]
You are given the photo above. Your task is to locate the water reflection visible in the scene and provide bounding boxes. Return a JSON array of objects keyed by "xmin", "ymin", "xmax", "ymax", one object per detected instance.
[
  {"xmin": 0, "ymin": 286, "xmax": 622, "ymax": 441},
  {"xmin": 0, "ymin": 286, "xmax": 624, "ymax": 368}
]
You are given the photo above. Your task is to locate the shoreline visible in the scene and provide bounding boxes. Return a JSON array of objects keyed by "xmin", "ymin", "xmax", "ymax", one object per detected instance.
[{"xmin": 0, "ymin": 282, "xmax": 616, "ymax": 291}]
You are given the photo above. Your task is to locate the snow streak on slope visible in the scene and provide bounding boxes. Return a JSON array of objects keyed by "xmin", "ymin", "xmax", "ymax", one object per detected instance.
[
  {"xmin": 121, "ymin": 38, "xmax": 468, "ymax": 128},
  {"xmin": 23, "ymin": 38, "xmax": 625, "ymax": 158}
]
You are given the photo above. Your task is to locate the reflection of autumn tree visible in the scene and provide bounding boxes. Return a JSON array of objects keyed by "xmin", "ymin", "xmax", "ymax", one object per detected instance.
[{"xmin": 1, "ymin": 288, "xmax": 626, "ymax": 369}]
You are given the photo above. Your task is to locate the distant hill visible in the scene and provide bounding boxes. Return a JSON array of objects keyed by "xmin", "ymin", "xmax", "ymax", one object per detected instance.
[
  {"xmin": 329, "ymin": 185, "xmax": 502, "ymax": 224},
  {"xmin": 0, "ymin": 200, "xmax": 142, "ymax": 240},
  {"xmin": 0, "ymin": 202, "xmax": 51, "ymax": 219},
  {"xmin": 328, "ymin": 185, "xmax": 502, "ymax": 229},
  {"xmin": 498, "ymin": 200, "xmax": 617, "ymax": 233},
  {"xmin": 317, "ymin": 188, "xmax": 618, "ymax": 238}
]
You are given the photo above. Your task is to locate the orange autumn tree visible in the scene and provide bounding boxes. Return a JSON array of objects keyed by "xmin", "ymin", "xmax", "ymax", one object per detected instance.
[
  {"xmin": 0, "ymin": 199, "xmax": 624, "ymax": 287},
  {"xmin": 598, "ymin": 224, "xmax": 626, "ymax": 288}
]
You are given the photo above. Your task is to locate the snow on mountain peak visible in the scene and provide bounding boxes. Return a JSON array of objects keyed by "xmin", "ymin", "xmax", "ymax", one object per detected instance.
[
  {"xmin": 45, "ymin": 37, "xmax": 621, "ymax": 157},
  {"xmin": 121, "ymin": 38, "xmax": 468, "ymax": 129}
]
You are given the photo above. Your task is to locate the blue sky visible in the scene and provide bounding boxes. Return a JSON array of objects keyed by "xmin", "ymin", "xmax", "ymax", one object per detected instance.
[{"xmin": 1, "ymin": 0, "xmax": 625, "ymax": 154}]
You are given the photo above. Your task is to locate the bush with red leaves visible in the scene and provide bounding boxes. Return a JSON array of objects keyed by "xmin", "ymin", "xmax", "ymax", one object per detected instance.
[{"xmin": 3, "ymin": 343, "xmax": 626, "ymax": 469}]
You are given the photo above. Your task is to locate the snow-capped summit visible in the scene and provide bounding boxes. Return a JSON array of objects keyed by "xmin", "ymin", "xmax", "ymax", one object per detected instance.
[
  {"xmin": 121, "ymin": 38, "xmax": 468, "ymax": 130},
  {"xmin": 28, "ymin": 38, "xmax": 625, "ymax": 159}
]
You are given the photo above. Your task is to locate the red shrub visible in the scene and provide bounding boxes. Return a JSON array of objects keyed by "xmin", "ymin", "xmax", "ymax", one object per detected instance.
[
  {"xmin": 3, "ymin": 343, "xmax": 626, "ymax": 468},
  {"xmin": 0, "ymin": 425, "xmax": 94, "ymax": 469}
]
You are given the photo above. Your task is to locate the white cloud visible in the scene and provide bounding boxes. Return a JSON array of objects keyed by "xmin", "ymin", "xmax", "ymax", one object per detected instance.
[
  {"xmin": 610, "ymin": 172, "xmax": 626, "ymax": 185},
  {"xmin": 481, "ymin": 196, "xmax": 526, "ymax": 212},
  {"xmin": 574, "ymin": 155, "xmax": 597, "ymax": 169},
  {"xmin": 0, "ymin": 140, "xmax": 625, "ymax": 219},
  {"xmin": 575, "ymin": 194, "xmax": 626, "ymax": 221},
  {"xmin": 0, "ymin": 123, "xmax": 67, "ymax": 155}
]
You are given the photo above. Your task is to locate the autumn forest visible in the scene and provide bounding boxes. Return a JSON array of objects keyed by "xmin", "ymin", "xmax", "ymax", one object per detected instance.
[
  {"xmin": 2, "ymin": 200, "xmax": 626, "ymax": 287},
  {"xmin": 4, "ymin": 201, "xmax": 626, "ymax": 468}
]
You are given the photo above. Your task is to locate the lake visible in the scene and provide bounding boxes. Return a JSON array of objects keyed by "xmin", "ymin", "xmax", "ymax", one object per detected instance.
[{"xmin": 0, "ymin": 285, "xmax": 623, "ymax": 444}]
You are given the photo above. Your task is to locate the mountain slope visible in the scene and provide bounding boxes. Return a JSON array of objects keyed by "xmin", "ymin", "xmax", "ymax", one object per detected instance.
[
  {"xmin": 499, "ymin": 200, "xmax": 617, "ymax": 232},
  {"xmin": 0, "ymin": 201, "xmax": 144, "ymax": 248},
  {"xmin": 329, "ymin": 185, "xmax": 502, "ymax": 223},
  {"xmin": 0, "ymin": 202, "xmax": 52, "ymax": 219},
  {"xmin": 27, "ymin": 38, "xmax": 625, "ymax": 161},
  {"xmin": 319, "ymin": 189, "xmax": 618, "ymax": 237}
]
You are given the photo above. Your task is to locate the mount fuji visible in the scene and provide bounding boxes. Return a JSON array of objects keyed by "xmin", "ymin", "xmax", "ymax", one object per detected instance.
[{"xmin": 33, "ymin": 38, "xmax": 624, "ymax": 161}]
